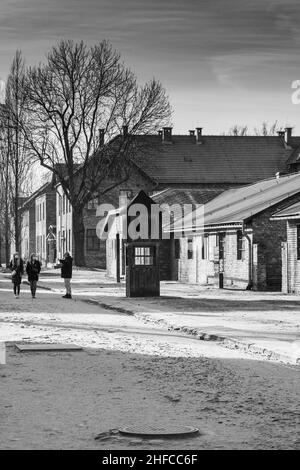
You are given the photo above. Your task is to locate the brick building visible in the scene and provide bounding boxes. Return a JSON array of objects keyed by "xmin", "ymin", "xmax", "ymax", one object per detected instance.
[
  {"xmin": 35, "ymin": 184, "xmax": 56, "ymax": 265},
  {"xmin": 18, "ymin": 182, "xmax": 56, "ymax": 264},
  {"xmin": 165, "ymin": 173, "xmax": 300, "ymax": 291},
  {"xmin": 271, "ymin": 201, "xmax": 300, "ymax": 293},
  {"xmin": 52, "ymin": 125, "xmax": 299, "ymax": 270},
  {"xmin": 102, "ymin": 126, "xmax": 300, "ymax": 277}
]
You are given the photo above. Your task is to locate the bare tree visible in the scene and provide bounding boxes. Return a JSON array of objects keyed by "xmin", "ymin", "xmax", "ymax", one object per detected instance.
[
  {"xmin": 17, "ymin": 40, "xmax": 171, "ymax": 265},
  {"xmin": 228, "ymin": 125, "xmax": 248, "ymax": 136},
  {"xmin": 0, "ymin": 104, "xmax": 11, "ymax": 266},
  {"xmin": 3, "ymin": 51, "xmax": 33, "ymax": 253},
  {"xmin": 228, "ymin": 121, "xmax": 285, "ymax": 136},
  {"xmin": 254, "ymin": 121, "xmax": 283, "ymax": 136}
]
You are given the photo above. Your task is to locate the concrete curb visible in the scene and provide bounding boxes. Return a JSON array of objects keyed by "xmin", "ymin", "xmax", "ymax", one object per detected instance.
[
  {"xmin": 84, "ymin": 298, "xmax": 299, "ymax": 365},
  {"xmin": 84, "ymin": 298, "xmax": 134, "ymax": 316},
  {"xmin": 133, "ymin": 311, "xmax": 300, "ymax": 365}
]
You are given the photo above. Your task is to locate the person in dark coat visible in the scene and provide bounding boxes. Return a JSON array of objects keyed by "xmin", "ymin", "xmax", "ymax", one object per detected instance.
[
  {"xmin": 9, "ymin": 252, "xmax": 24, "ymax": 298},
  {"xmin": 26, "ymin": 253, "xmax": 42, "ymax": 299},
  {"xmin": 59, "ymin": 252, "xmax": 73, "ymax": 299}
]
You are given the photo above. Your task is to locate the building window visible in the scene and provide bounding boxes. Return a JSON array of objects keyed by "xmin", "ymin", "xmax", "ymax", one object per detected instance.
[
  {"xmin": 187, "ymin": 238, "xmax": 193, "ymax": 259},
  {"xmin": 134, "ymin": 246, "xmax": 154, "ymax": 266},
  {"xmin": 297, "ymin": 226, "xmax": 300, "ymax": 260},
  {"xmin": 175, "ymin": 239, "xmax": 180, "ymax": 259},
  {"xmin": 237, "ymin": 230, "xmax": 244, "ymax": 260},
  {"xmin": 202, "ymin": 235, "xmax": 208, "ymax": 259},
  {"xmin": 208, "ymin": 235, "xmax": 216, "ymax": 260},
  {"xmin": 68, "ymin": 229, "xmax": 71, "ymax": 251},
  {"xmin": 87, "ymin": 197, "xmax": 98, "ymax": 210},
  {"xmin": 42, "ymin": 202, "xmax": 45, "ymax": 220},
  {"xmin": 218, "ymin": 233, "xmax": 226, "ymax": 260},
  {"xmin": 86, "ymin": 229, "xmax": 100, "ymax": 251}
]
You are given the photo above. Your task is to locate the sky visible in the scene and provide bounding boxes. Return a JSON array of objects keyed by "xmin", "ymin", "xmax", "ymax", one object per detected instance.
[{"xmin": 1, "ymin": 0, "xmax": 300, "ymax": 134}]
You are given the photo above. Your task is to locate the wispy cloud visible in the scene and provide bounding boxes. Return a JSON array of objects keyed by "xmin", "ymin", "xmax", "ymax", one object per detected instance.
[{"xmin": 0, "ymin": 0, "xmax": 300, "ymax": 131}]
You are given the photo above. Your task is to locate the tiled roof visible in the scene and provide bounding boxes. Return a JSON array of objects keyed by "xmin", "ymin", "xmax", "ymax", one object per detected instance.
[
  {"xmin": 152, "ymin": 187, "xmax": 225, "ymax": 206},
  {"xmin": 134, "ymin": 135, "xmax": 291, "ymax": 184},
  {"xmin": 271, "ymin": 201, "xmax": 300, "ymax": 219},
  {"xmin": 167, "ymin": 172, "xmax": 300, "ymax": 231}
]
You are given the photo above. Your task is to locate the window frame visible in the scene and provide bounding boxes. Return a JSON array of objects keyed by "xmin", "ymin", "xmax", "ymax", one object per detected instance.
[
  {"xmin": 187, "ymin": 238, "xmax": 193, "ymax": 260},
  {"xmin": 86, "ymin": 228, "xmax": 100, "ymax": 251},
  {"xmin": 237, "ymin": 230, "xmax": 244, "ymax": 260},
  {"xmin": 134, "ymin": 246, "xmax": 155, "ymax": 266},
  {"xmin": 218, "ymin": 232, "xmax": 226, "ymax": 260}
]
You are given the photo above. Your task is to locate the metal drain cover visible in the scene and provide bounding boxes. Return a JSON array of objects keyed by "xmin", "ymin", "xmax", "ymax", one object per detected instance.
[{"xmin": 119, "ymin": 424, "xmax": 199, "ymax": 438}]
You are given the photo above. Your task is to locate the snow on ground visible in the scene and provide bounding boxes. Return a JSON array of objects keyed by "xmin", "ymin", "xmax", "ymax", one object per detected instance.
[
  {"xmin": 0, "ymin": 282, "xmax": 259, "ymax": 360},
  {"xmin": 0, "ymin": 274, "xmax": 299, "ymax": 449}
]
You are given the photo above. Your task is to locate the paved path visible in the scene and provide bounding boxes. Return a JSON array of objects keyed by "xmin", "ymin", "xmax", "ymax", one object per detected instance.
[{"xmin": 26, "ymin": 269, "xmax": 300, "ymax": 364}]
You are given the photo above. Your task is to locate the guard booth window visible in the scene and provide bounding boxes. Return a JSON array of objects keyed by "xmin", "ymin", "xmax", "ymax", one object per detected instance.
[{"xmin": 134, "ymin": 246, "xmax": 154, "ymax": 265}]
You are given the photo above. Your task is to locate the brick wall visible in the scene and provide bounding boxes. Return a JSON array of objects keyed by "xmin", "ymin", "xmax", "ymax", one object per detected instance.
[
  {"xmin": 251, "ymin": 202, "xmax": 296, "ymax": 290},
  {"xmin": 177, "ymin": 235, "xmax": 216, "ymax": 285},
  {"xmin": 177, "ymin": 231, "xmax": 249, "ymax": 288},
  {"xmin": 283, "ymin": 220, "xmax": 300, "ymax": 293},
  {"xmin": 223, "ymin": 231, "xmax": 249, "ymax": 289}
]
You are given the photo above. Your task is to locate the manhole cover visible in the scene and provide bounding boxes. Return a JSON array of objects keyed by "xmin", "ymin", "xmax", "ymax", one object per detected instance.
[{"xmin": 119, "ymin": 424, "xmax": 199, "ymax": 438}]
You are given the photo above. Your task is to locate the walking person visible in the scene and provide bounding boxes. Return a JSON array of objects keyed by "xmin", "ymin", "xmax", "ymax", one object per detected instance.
[
  {"xmin": 59, "ymin": 252, "xmax": 73, "ymax": 299},
  {"xmin": 26, "ymin": 253, "xmax": 42, "ymax": 299},
  {"xmin": 9, "ymin": 252, "xmax": 24, "ymax": 298}
]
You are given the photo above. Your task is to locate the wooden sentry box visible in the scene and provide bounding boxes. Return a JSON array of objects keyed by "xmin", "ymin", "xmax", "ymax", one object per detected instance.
[{"xmin": 126, "ymin": 241, "xmax": 160, "ymax": 297}]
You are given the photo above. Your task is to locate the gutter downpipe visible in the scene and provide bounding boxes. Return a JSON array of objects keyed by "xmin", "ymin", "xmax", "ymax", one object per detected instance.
[{"xmin": 242, "ymin": 221, "xmax": 253, "ymax": 290}]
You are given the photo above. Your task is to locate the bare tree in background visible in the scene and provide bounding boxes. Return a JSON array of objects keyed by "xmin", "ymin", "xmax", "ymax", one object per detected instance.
[
  {"xmin": 17, "ymin": 40, "xmax": 171, "ymax": 266},
  {"xmin": 0, "ymin": 104, "xmax": 12, "ymax": 266},
  {"xmin": 228, "ymin": 125, "xmax": 248, "ymax": 136},
  {"xmin": 228, "ymin": 121, "xmax": 284, "ymax": 136},
  {"xmin": 1, "ymin": 51, "xmax": 32, "ymax": 255},
  {"xmin": 254, "ymin": 121, "xmax": 283, "ymax": 136}
]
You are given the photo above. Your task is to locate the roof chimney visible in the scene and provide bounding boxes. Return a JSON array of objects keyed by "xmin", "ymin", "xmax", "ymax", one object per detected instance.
[
  {"xmin": 189, "ymin": 130, "xmax": 195, "ymax": 136},
  {"xmin": 196, "ymin": 127, "xmax": 203, "ymax": 144},
  {"xmin": 277, "ymin": 131, "xmax": 285, "ymax": 138},
  {"xmin": 98, "ymin": 128, "xmax": 105, "ymax": 147},
  {"xmin": 158, "ymin": 130, "xmax": 163, "ymax": 136},
  {"xmin": 162, "ymin": 127, "xmax": 172, "ymax": 143},
  {"xmin": 285, "ymin": 127, "xmax": 293, "ymax": 144}
]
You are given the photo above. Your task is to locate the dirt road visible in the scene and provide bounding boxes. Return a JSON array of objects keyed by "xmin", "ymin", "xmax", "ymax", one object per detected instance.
[{"xmin": 0, "ymin": 278, "xmax": 299, "ymax": 449}]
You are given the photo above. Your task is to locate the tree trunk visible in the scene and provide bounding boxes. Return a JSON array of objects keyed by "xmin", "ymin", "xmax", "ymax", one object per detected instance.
[{"xmin": 72, "ymin": 207, "xmax": 86, "ymax": 267}]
